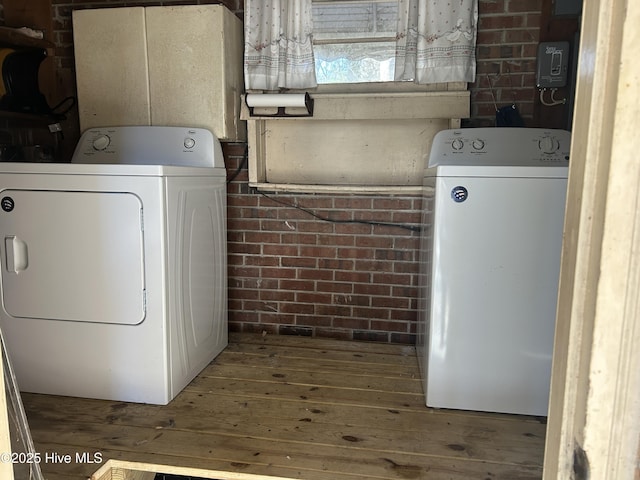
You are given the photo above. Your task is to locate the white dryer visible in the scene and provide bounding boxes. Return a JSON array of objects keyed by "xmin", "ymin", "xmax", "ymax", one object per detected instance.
[{"xmin": 0, "ymin": 126, "xmax": 227, "ymax": 404}]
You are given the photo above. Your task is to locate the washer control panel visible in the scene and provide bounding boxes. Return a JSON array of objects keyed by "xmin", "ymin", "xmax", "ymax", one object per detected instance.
[
  {"xmin": 428, "ymin": 128, "xmax": 570, "ymax": 168},
  {"xmin": 71, "ymin": 126, "xmax": 224, "ymax": 168}
]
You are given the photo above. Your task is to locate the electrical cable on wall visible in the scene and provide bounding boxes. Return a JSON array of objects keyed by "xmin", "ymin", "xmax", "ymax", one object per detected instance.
[
  {"xmin": 258, "ymin": 192, "xmax": 422, "ymax": 233},
  {"xmin": 226, "ymin": 143, "xmax": 248, "ymax": 184},
  {"xmin": 539, "ymin": 88, "xmax": 566, "ymax": 107}
]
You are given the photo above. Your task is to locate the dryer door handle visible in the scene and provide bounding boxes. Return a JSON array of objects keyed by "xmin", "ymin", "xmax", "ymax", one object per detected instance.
[{"xmin": 5, "ymin": 236, "xmax": 28, "ymax": 273}]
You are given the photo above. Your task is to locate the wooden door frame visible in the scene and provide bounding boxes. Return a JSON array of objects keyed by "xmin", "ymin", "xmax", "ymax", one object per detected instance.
[{"xmin": 543, "ymin": 0, "xmax": 640, "ymax": 478}]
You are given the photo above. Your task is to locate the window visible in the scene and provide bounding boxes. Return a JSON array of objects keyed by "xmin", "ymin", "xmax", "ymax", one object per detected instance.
[{"xmin": 312, "ymin": 1, "xmax": 399, "ymax": 84}]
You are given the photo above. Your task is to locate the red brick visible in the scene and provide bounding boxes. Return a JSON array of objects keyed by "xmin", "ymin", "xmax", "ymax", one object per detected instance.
[
  {"xmin": 316, "ymin": 305, "xmax": 352, "ymax": 317},
  {"xmin": 296, "ymin": 292, "xmax": 332, "ymax": 304},
  {"xmin": 334, "ymin": 197, "xmax": 372, "ymax": 209},
  {"xmin": 300, "ymin": 245, "xmax": 337, "ymax": 258},
  {"xmin": 242, "ymin": 278, "xmax": 278, "ymax": 290},
  {"xmin": 334, "ymin": 270, "xmax": 370, "ymax": 283},
  {"xmin": 393, "ymin": 285, "xmax": 418, "ymax": 297},
  {"xmin": 227, "ymin": 218, "xmax": 260, "ymax": 232},
  {"xmin": 263, "ymin": 244, "xmax": 298, "ymax": 256},
  {"xmin": 281, "ymin": 256, "xmax": 317, "ymax": 268},
  {"xmin": 316, "ymin": 282, "xmax": 353, "ymax": 294},
  {"xmin": 353, "ymin": 283, "xmax": 391, "ymax": 296},
  {"xmin": 504, "ymin": 28, "xmax": 540, "ymax": 43},
  {"xmin": 355, "ymin": 259, "xmax": 394, "ymax": 273},
  {"xmin": 281, "ymin": 233, "xmax": 318, "ymax": 245},
  {"xmin": 374, "ymin": 273, "xmax": 413, "ymax": 286},
  {"xmin": 228, "ymin": 265, "xmax": 260, "ymax": 278},
  {"xmin": 334, "ymin": 294, "xmax": 370, "ymax": 306},
  {"xmin": 477, "ymin": 30, "xmax": 504, "ymax": 45},
  {"xmin": 394, "ymin": 237, "xmax": 420, "ymax": 250},
  {"xmin": 370, "ymin": 321, "xmax": 410, "ymax": 333},
  {"xmin": 318, "ymin": 234, "xmax": 355, "ymax": 247},
  {"xmin": 244, "ymin": 300, "xmax": 279, "ymax": 313},
  {"xmin": 227, "ymin": 242, "xmax": 262, "ymax": 255},
  {"xmin": 479, "ymin": 14, "xmax": 526, "ymax": 29},
  {"xmin": 298, "ymin": 268, "xmax": 333, "ymax": 281},
  {"xmin": 372, "ymin": 198, "xmax": 415, "ymax": 210},
  {"xmin": 479, "ymin": 0, "xmax": 507, "ymax": 14},
  {"xmin": 295, "ymin": 316, "xmax": 333, "ymax": 328},
  {"xmin": 296, "ymin": 221, "xmax": 335, "ymax": 234},
  {"xmin": 280, "ymin": 279, "xmax": 315, "ymax": 292},
  {"xmin": 391, "ymin": 309, "xmax": 418, "ymax": 322},
  {"xmin": 259, "ymin": 313, "xmax": 295, "ymax": 325},
  {"xmin": 245, "ymin": 255, "xmax": 279, "ymax": 267},
  {"xmin": 336, "ymin": 247, "xmax": 369, "ymax": 260},
  {"xmin": 394, "ymin": 261, "xmax": 419, "ymax": 274},
  {"xmin": 355, "ymin": 236, "xmax": 394, "ymax": 248},
  {"xmin": 374, "ymin": 249, "xmax": 413, "ymax": 261},
  {"xmin": 279, "ymin": 303, "xmax": 315, "ymax": 315},
  {"xmin": 260, "ymin": 290, "xmax": 295, "ymax": 302},
  {"xmin": 260, "ymin": 267, "xmax": 297, "ymax": 279},
  {"xmin": 353, "ymin": 307, "xmax": 390, "ymax": 320},
  {"xmin": 333, "ymin": 317, "xmax": 370, "ymax": 330},
  {"xmin": 244, "ymin": 231, "xmax": 280, "ymax": 244},
  {"xmin": 334, "ymin": 223, "xmax": 373, "ymax": 235},
  {"xmin": 507, "ymin": 0, "xmax": 542, "ymax": 13},
  {"xmin": 315, "ymin": 258, "xmax": 351, "ymax": 272},
  {"xmin": 371, "ymin": 296, "xmax": 411, "ymax": 309}
]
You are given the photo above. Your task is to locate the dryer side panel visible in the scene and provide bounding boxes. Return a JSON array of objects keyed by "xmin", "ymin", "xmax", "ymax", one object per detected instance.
[
  {"xmin": 166, "ymin": 177, "xmax": 228, "ymax": 397},
  {"xmin": 0, "ymin": 190, "xmax": 146, "ymax": 325}
]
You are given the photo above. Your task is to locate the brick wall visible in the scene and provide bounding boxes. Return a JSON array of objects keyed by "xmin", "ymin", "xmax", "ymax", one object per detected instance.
[
  {"xmin": 471, "ymin": 0, "xmax": 542, "ymax": 127},
  {"xmin": 5, "ymin": 0, "xmax": 545, "ymax": 343},
  {"xmin": 223, "ymin": 144, "xmax": 421, "ymax": 343}
]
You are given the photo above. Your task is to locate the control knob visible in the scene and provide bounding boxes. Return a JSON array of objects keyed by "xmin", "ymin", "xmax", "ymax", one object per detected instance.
[
  {"xmin": 472, "ymin": 139, "xmax": 485, "ymax": 150},
  {"xmin": 538, "ymin": 136, "xmax": 559, "ymax": 154},
  {"xmin": 184, "ymin": 137, "xmax": 196, "ymax": 149},
  {"xmin": 452, "ymin": 138, "xmax": 464, "ymax": 151},
  {"xmin": 92, "ymin": 134, "xmax": 111, "ymax": 151}
]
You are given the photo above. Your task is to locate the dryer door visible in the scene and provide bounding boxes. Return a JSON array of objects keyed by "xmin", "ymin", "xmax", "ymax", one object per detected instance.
[{"xmin": 0, "ymin": 190, "xmax": 145, "ymax": 325}]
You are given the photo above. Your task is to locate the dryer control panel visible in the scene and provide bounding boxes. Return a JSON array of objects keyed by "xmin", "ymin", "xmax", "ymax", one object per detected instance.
[{"xmin": 72, "ymin": 126, "xmax": 224, "ymax": 168}]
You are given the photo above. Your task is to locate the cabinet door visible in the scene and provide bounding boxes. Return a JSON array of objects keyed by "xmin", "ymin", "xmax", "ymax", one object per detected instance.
[
  {"xmin": 145, "ymin": 5, "xmax": 245, "ymax": 141},
  {"xmin": 73, "ymin": 7, "xmax": 151, "ymax": 131},
  {"xmin": 0, "ymin": 190, "xmax": 145, "ymax": 325}
]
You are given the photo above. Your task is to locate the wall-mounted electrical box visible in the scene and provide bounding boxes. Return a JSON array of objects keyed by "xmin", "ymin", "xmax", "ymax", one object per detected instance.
[{"xmin": 536, "ymin": 41, "xmax": 570, "ymax": 88}]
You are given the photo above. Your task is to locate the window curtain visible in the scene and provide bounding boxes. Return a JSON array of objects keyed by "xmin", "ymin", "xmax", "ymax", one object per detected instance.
[
  {"xmin": 395, "ymin": 0, "xmax": 478, "ymax": 84},
  {"xmin": 244, "ymin": 0, "xmax": 317, "ymax": 90}
]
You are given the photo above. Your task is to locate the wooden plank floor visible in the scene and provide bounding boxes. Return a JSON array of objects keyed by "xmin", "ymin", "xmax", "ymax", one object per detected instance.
[{"xmin": 21, "ymin": 333, "xmax": 546, "ymax": 480}]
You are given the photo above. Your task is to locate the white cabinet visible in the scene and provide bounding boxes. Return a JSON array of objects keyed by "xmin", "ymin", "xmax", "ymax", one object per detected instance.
[{"xmin": 73, "ymin": 5, "xmax": 245, "ymax": 141}]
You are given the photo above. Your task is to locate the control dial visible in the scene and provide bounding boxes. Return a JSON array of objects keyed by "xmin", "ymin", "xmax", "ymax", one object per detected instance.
[
  {"xmin": 184, "ymin": 137, "xmax": 196, "ymax": 149},
  {"xmin": 538, "ymin": 136, "xmax": 559, "ymax": 154},
  {"xmin": 92, "ymin": 134, "xmax": 111, "ymax": 151},
  {"xmin": 451, "ymin": 138, "xmax": 464, "ymax": 151},
  {"xmin": 472, "ymin": 139, "xmax": 485, "ymax": 150}
]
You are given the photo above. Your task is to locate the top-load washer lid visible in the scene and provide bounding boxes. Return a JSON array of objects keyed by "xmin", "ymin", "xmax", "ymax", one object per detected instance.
[
  {"xmin": 71, "ymin": 126, "xmax": 225, "ymax": 169},
  {"xmin": 425, "ymin": 127, "xmax": 570, "ymax": 178}
]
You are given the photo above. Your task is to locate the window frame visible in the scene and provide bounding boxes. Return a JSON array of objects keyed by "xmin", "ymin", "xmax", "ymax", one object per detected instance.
[{"xmin": 310, "ymin": 0, "xmax": 419, "ymax": 92}]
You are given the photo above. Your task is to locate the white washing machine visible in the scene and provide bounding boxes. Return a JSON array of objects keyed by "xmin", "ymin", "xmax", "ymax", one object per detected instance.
[
  {"xmin": 0, "ymin": 126, "xmax": 227, "ymax": 405},
  {"xmin": 418, "ymin": 127, "xmax": 570, "ymax": 416}
]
